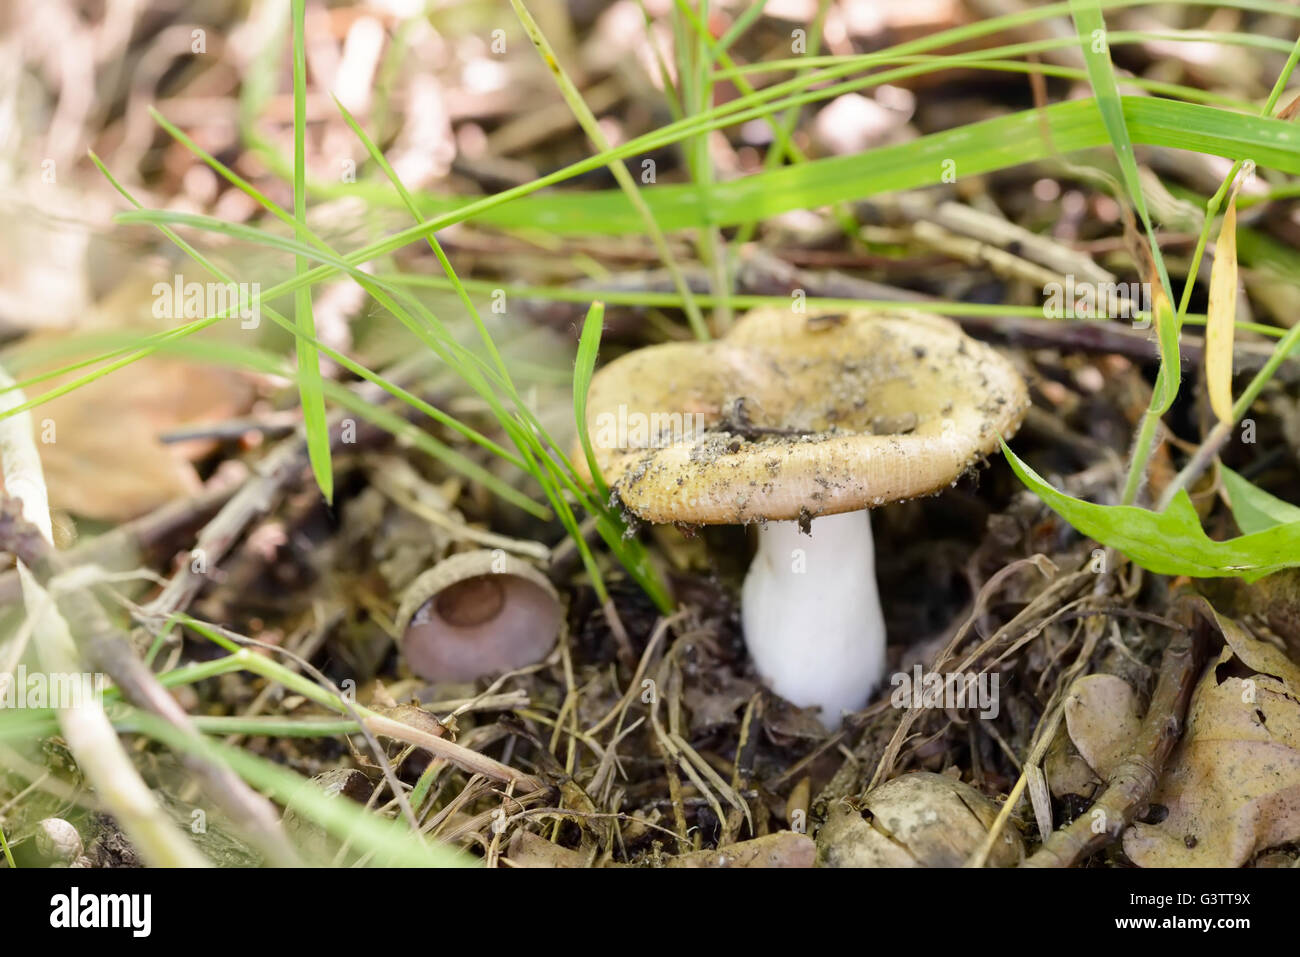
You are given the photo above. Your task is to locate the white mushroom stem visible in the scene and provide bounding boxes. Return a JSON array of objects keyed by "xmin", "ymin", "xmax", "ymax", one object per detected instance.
[{"xmin": 741, "ymin": 511, "xmax": 886, "ymax": 727}]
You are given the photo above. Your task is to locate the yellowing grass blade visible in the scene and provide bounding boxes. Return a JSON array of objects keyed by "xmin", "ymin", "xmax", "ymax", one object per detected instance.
[{"xmin": 1206, "ymin": 170, "xmax": 1247, "ymax": 423}]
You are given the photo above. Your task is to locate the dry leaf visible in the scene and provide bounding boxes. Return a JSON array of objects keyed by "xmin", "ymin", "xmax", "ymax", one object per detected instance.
[
  {"xmin": 1122, "ymin": 608, "xmax": 1300, "ymax": 867},
  {"xmin": 505, "ymin": 830, "xmax": 595, "ymax": 868},
  {"xmin": 33, "ymin": 357, "xmax": 253, "ymax": 522},
  {"xmin": 1209, "ymin": 601, "xmax": 1300, "ymax": 691},
  {"xmin": 666, "ymin": 831, "xmax": 815, "ymax": 868},
  {"xmin": 1045, "ymin": 720, "xmax": 1104, "ymax": 798},
  {"xmin": 8, "ymin": 265, "xmax": 267, "ymax": 522},
  {"xmin": 1064, "ymin": 673, "xmax": 1143, "ymax": 779}
]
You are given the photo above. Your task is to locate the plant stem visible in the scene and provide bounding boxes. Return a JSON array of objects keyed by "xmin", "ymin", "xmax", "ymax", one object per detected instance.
[
  {"xmin": 1157, "ymin": 418, "xmax": 1232, "ymax": 510},
  {"xmin": 1121, "ymin": 408, "xmax": 1162, "ymax": 505}
]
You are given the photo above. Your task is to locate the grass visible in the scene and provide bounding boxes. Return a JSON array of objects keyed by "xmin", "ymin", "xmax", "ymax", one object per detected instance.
[
  {"xmin": 1070, "ymin": 0, "xmax": 1182, "ymax": 506},
  {"xmin": 510, "ymin": 0, "xmax": 710, "ymax": 340},
  {"xmin": 5, "ymin": 0, "xmax": 1300, "ymax": 866},
  {"xmin": 573, "ymin": 302, "xmax": 611, "ymax": 501},
  {"xmin": 291, "ymin": 0, "xmax": 332, "ymax": 505},
  {"xmin": 15, "ymin": 4, "xmax": 1300, "ymax": 598},
  {"xmin": 0, "ymin": 821, "xmax": 14, "ymax": 869},
  {"xmin": 211, "ymin": 96, "xmax": 1300, "ymax": 236}
]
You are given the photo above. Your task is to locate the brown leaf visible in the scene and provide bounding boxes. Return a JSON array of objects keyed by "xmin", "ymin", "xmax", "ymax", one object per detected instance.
[
  {"xmin": 1210, "ymin": 602, "xmax": 1300, "ymax": 693},
  {"xmin": 1064, "ymin": 674, "xmax": 1143, "ymax": 780},
  {"xmin": 505, "ymin": 830, "xmax": 595, "ymax": 868},
  {"xmin": 666, "ymin": 831, "xmax": 815, "ymax": 868},
  {"xmin": 1045, "ymin": 720, "xmax": 1103, "ymax": 798},
  {"xmin": 1122, "ymin": 640, "xmax": 1300, "ymax": 867},
  {"xmin": 33, "ymin": 357, "xmax": 254, "ymax": 522}
]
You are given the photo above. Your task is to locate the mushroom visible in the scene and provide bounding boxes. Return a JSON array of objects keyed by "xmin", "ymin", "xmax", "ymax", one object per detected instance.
[
  {"xmin": 34, "ymin": 817, "xmax": 84, "ymax": 865},
  {"xmin": 396, "ymin": 550, "xmax": 562, "ymax": 681},
  {"xmin": 581, "ymin": 307, "xmax": 1028, "ymax": 726},
  {"xmin": 816, "ymin": 771, "xmax": 1025, "ymax": 867}
]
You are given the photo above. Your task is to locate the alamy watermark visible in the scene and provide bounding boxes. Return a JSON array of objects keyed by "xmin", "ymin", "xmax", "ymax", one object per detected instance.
[
  {"xmin": 592, "ymin": 404, "xmax": 708, "ymax": 450},
  {"xmin": 50, "ymin": 888, "xmax": 151, "ymax": 937},
  {"xmin": 889, "ymin": 666, "xmax": 999, "ymax": 718},
  {"xmin": 1043, "ymin": 276, "xmax": 1152, "ymax": 326},
  {"xmin": 153, "ymin": 275, "xmax": 261, "ymax": 329},
  {"xmin": 0, "ymin": 667, "xmax": 105, "ymax": 710}
]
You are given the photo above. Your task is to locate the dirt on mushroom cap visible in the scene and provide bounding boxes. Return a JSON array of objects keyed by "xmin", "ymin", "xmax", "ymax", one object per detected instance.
[{"xmin": 582, "ymin": 308, "xmax": 1030, "ymax": 524}]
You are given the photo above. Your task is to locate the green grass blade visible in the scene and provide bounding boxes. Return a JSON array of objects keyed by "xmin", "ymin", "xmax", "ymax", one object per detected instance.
[
  {"xmin": 187, "ymin": 716, "xmax": 362, "ymax": 736},
  {"xmin": 126, "ymin": 97, "xmax": 1300, "ymax": 249},
  {"xmin": 675, "ymin": 0, "xmax": 732, "ymax": 330},
  {"xmin": 331, "ymin": 95, "xmax": 515, "ymax": 386},
  {"xmin": 573, "ymin": 302, "xmax": 610, "ymax": 500},
  {"xmin": 122, "ymin": 708, "xmax": 473, "ymax": 867},
  {"xmin": 717, "ymin": 0, "xmax": 770, "ymax": 52},
  {"xmin": 291, "ymin": 0, "xmax": 332, "ymax": 503},
  {"xmin": 0, "ymin": 821, "xmax": 14, "ymax": 868},
  {"xmin": 85, "ymin": 153, "xmax": 546, "ymax": 516},
  {"xmin": 1071, "ymin": 0, "xmax": 1184, "ymax": 507},
  {"xmin": 408, "ymin": 99, "xmax": 1300, "ymax": 234},
  {"xmin": 717, "ymin": 30, "xmax": 1299, "ymax": 81},
  {"xmin": 509, "ymin": 0, "xmax": 710, "ymax": 340},
  {"xmin": 190, "ymin": 99, "xmax": 662, "ymax": 603},
  {"xmin": 7, "ymin": 323, "xmax": 548, "ymax": 519},
  {"xmin": 1069, "ymin": 0, "xmax": 1175, "ymax": 290},
  {"xmin": 141, "ymin": 113, "xmax": 576, "ymax": 498}
]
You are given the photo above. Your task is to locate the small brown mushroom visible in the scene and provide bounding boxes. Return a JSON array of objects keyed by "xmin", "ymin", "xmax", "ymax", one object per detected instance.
[
  {"xmin": 397, "ymin": 550, "xmax": 561, "ymax": 682},
  {"xmin": 581, "ymin": 307, "xmax": 1028, "ymax": 726}
]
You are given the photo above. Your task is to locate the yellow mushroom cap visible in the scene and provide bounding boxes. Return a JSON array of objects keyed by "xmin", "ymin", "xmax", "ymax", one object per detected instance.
[{"xmin": 582, "ymin": 307, "xmax": 1029, "ymax": 524}]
